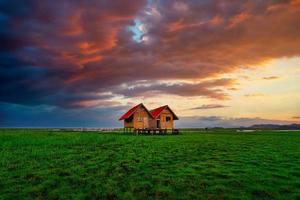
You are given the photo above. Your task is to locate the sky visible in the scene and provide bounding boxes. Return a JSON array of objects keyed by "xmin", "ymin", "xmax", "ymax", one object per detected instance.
[{"xmin": 0, "ymin": 0, "xmax": 300, "ymax": 128}]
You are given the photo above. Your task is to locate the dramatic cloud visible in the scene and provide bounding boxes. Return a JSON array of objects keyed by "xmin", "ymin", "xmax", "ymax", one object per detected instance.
[
  {"xmin": 1, "ymin": 1, "xmax": 300, "ymax": 127},
  {"xmin": 0, "ymin": 0, "xmax": 147, "ymax": 107},
  {"xmin": 114, "ymin": 79, "xmax": 235, "ymax": 100},
  {"xmin": 1, "ymin": 0, "xmax": 300, "ymax": 109},
  {"xmin": 190, "ymin": 104, "xmax": 229, "ymax": 110}
]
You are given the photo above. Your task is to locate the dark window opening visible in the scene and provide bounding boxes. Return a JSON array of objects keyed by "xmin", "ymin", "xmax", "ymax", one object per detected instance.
[
  {"xmin": 166, "ymin": 116, "xmax": 171, "ymax": 122},
  {"xmin": 156, "ymin": 120, "xmax": 161, "ymax": 128},
  {"xmin": 125, "ymin": 115, "xmax": 133, "ymax": 123}
]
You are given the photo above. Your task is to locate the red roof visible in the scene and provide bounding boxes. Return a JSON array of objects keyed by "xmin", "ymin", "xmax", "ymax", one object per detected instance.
[
  {"xmin": 119, "ymin": 103, "xmax": 142, "ymax": 120},
  {"xmin": 119, "ymin": 104, "xmax": 179, "ymax": 121},
  {"xmin": 150, "ymin": 105, "xmax": 167, "ymax": 118},
  {"xmin": 150, "ymin": 105, "xmax": 179, "ymax": 120}
]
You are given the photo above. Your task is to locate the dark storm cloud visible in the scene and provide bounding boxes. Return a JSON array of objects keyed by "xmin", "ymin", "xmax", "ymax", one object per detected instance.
[
  {"xmin": 0, "ymin": 0, "xmax": 147, "ymax": 107},
  {"xmin": 1, "ymin": 0, "xmax": 300, "ymax": 109}
]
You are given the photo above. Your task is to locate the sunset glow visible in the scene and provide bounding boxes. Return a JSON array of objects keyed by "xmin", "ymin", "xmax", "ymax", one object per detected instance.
[{"xmin": 1, "ymin": 0, "xmax": 300, "ymax": 127}]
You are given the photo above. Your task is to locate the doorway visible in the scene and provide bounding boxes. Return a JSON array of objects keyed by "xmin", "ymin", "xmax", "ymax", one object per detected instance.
[{"xmin": 156, "ymin": 119, "xmax": 160, "ymax": 129}]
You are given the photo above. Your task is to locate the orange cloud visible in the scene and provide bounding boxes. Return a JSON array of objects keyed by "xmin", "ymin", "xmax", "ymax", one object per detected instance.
[
  {"xmin": 228, "ymin": 12, "xmax": 250, "ymax": 28},
  {"xmin": 113, "ymin": 79, "xmax": 236, "ymax": 100},
  {"xmin": 2, "ymin": 0, "xmax": 300, "ymax": 108}
]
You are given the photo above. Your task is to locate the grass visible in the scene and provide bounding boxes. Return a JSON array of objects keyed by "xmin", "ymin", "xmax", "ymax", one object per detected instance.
[{"xmin": 0, "ymin": 129, "xmax": 299, "ymax": 200}]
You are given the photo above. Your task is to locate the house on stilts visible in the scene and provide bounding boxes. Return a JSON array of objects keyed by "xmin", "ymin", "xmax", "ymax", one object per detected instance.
[{"xmin": 119, "ymin": 103, "xmax": 179, "ymax": 134}]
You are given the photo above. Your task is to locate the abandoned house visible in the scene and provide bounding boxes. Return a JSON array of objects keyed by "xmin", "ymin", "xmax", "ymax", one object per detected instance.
[
  {"xmin": 150, "ymin": 105, "xmax": 179, "ymax": 129},
  {"xmin": 119, "ymin": 103, "xmax": 179, "ymax": 131}
]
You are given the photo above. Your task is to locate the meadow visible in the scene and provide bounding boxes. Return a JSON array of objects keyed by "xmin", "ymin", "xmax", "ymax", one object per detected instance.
[{"xmin": 0, "ymin": 129, "xmax": 299, "ymax": 200}]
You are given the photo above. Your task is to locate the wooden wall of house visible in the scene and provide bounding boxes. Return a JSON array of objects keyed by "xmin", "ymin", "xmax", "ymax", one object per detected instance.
[
  {"xmin": 159, "ymin": 108, "xmax": 174, "ymax": 129},
  {"xmin": 148, "ymin": 118, "xmax": 156, "ymax": 129},
  {"xmin": 123, "ymin": 106, "xmax": 176, "ymax": 129},
  {"xmin": 124, "ymin": 115, "xmax": 134, "ymax": 128},
  {"xmin": 133, "ymin": 106, "xmax": 152, "ymax": 129},
  {"xmin": 124, "ymin": 121, "xmax": 133, "ymax": 128}
]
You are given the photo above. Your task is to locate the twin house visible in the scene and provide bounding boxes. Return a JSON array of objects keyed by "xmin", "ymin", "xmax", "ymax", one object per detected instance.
[{"xmin": 119, "ymin": 103, "xmax": 179, "ymax": 130}]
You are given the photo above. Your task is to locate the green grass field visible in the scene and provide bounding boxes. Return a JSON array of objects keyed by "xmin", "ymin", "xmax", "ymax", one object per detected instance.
[{"xmin": 0, "ymin": 129, "xmax": 299, "ymax": 200}]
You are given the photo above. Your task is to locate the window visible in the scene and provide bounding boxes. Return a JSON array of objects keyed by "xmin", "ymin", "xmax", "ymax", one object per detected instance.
[
  {"xmin": 166, "ymin": 116, "xmax": 171, "ymax": 122},
  {"xmin": 125, "ymin": 115, "xmax": 133, "ymax": 123}
]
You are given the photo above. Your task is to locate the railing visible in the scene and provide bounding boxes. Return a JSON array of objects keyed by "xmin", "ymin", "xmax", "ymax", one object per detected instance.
[{"xmin": 132, "ymin": 128, "xmax": 179, "ymax": 135}]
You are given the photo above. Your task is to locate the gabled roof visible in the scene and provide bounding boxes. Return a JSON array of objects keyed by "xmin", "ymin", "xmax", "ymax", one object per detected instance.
[
  {"xmin": 119, "ymin": 103, "xmax": 152, "ymax": 121},
  {"xmin": 150, "ymin": 105, "xmax": 179, "ymax": 120}
]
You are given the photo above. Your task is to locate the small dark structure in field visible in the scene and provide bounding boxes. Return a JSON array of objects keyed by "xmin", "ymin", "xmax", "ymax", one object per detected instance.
[{"xmin": 119, "ymin": 103, "xmax": 179, "ymax": 134}]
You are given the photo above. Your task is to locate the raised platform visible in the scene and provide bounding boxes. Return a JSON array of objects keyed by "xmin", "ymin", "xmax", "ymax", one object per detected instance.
[
  {"xmin": 124, "ymin": 128, "xmax": 179, "ymax": 135},
  {"xmin": 123, "ymin": 128, "xmax": 179, "ymax": 135}
]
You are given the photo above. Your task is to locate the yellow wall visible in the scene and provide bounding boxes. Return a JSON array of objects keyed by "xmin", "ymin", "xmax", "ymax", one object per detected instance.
[
  {"xmin": 124, "ymin": 120, "xmax": 133, "ymax": 128},
  {"xmin": 133, "ymin": 106, "xmax": 152, "ymax": 129},
  {"xmin": 123, "ymin": 106, "xmax": 176, "ymax": 129},
  {"xmin": 159, "ymin": 108, "xmax": 174, "ymax": 129}
]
